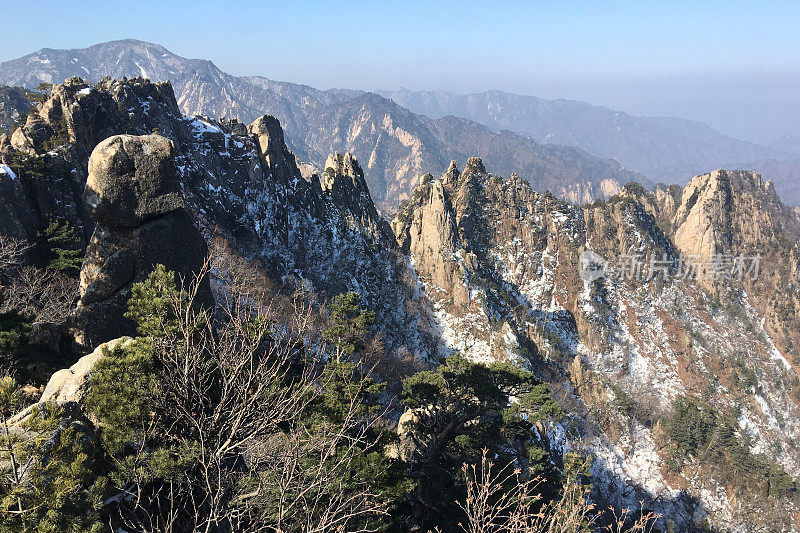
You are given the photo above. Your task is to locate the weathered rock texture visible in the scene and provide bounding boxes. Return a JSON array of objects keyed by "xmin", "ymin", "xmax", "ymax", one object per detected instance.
[
  {"xmin": 75, "ymin": 134, "xmax": 212, "ymax": 347},
  {"xmin": 393, "ymin": 160, "xmax": 800, "ymax": 531},
  {"xmin": 9, "ymin": 336, "xmax": 133, "ymax": 426}
]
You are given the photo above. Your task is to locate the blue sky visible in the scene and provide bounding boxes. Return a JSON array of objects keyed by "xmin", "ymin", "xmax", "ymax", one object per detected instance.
[
  {"xmin": 2, "ymin": 1, "xmax": 799, "ymax": 141},
  {"xmin": 3, "ymin": 0, "xmax": 799, "ymax": 90}
]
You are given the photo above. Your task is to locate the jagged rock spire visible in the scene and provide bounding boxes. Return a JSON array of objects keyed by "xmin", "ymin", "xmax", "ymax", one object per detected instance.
[
  {"xmin": 443, "ymin": 160, "xmax": 459, "ymax": 185},
  {"xmin": 320, "ymin": 152, "xmax": 394, "ymax": 243},
  {"xmin": 249, "ymin": 115, "xmax": 285, "ymax": 161},
  {"xmin": 463, "ymin": 157, "xmax": 486, "ymax": 175},
  {"xmin": 322, "ymin": 152, "xmax": 367, "ymax": 192},
  {"xmin": 248, "ymin": 114, "xmax": 303, "ymax": 184}
]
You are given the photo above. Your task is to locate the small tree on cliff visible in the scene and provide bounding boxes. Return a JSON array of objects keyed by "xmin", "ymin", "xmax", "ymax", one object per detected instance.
[
  {"xmin": 0, "ymin": 376, "xmax": 105, "ymax": 532},
  {"xmin": 400, "ymin": 354, "xmax": 563, "ymax": 530},
  {"xmin": 323, "ymin": 291, "xmax": 375, "ymax": 362},
  {"xmin": 36, "ymin": 219, "xmax": 83, "ymax": 275}
]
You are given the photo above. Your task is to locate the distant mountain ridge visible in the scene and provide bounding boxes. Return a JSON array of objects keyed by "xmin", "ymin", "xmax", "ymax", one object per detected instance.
[
  {"xmin": 1, "ymin": 39, "xmax": 798, "ymax": 205},
  {"xmin": 0, "ymin": 39, "xmax": 640, "ymax": 209},
  {"xmin": 378, "ymin": 88, "xmax": 800, "ymax": 202}
]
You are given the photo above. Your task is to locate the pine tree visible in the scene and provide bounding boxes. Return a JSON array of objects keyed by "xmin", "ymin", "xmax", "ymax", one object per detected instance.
[
  {"xmin": 25, "ymin": 82, "xmax": 52, "ymax": 104},
  {"xmin": 400, "ymin": 355, "xmax": 563, "ymax": 530},
  {"xmin": 0, "ymin": 401, "xmax": 105, "ymax": 532},
  {"xmin": 323, "ymin": 291, "xmax": 375, "ymax": 361},
  {"xmin": 6, "ymin": 151, "xmax": 49, "ymax": 180},
  {"xmin": 37, "ymin": 219, "xmax": 83, "ymax": 274}
]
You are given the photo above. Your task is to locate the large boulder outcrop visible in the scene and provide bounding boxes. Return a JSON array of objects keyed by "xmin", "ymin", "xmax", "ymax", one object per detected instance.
[
  {"xmin": 85, "ymin": 134, "xmax": 184, "ymax": 228},
  {"xmin": 74, "ymin": 134, "xmax": 212, "ymax": 347},
  {"xmin": 9, "ymin": 337, "xmax": 134, "ymax": 426},
  {"xmin": 40, "ymin": 336, "xmax": 133, "ymax": 405}
]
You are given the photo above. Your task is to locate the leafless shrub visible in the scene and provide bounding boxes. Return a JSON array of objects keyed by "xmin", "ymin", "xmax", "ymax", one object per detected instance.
[
  {"xmin": 0, "ymin": 235, "xmax": 29, "ymax": 276},
  {"xmin": 237, "ymin": 365, "xmax": 390, "ymax": 533},
  {"xmin": 1, "ymin": 266, "xmax": 78, "ymax": 323},
  {"xmin": 0, "ymin": 233, "xmax": 78, "ymax": 324},
  {"xmin": 457, "ymin": 449, "xmax": 659, "ymax": 533},
  {"xmin": 112, "ymin": 258, "xmax": 391, "ymax": 532}
]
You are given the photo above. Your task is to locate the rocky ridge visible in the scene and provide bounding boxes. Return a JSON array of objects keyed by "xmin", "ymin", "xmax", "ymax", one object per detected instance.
[
  {"xmin": 0, "ymin": 76, "xmax": 428, "ymax": 357},
  {"xmin": 0, "ymin": 41, "xmax": 643, "ymax": 209},
  {"xmin": 1, "ymin": 76, "xmax": 799, "ymax": 530},
  {"xmin": 393, "ymin": 159, "xmax": 800, "ymax": 530},
  {"xmin": 380, "ymin": 88, "xmax": 800, "ymax": 204}
]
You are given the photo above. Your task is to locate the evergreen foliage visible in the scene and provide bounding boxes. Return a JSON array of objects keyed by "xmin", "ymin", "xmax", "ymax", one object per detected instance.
[
  {"xmin": 0, "ymin": 311, "xmax": 63, "ymax": 385},
  {"xmin": 36, "ymin": 219, "xmax": 83, "ymax": 274},
  {"xmin": 323, "ymin": 291, "xmax": 375, "ymax": 361},
  {"xmin": 5, "ymin": 151, "xmax": 49, "ymax": 180},
  {"xmin": 0, "ymin": 395, "xmax": 105, "ymax": 532},
  {"xmin": 84, "ymin": 340, "xmax": 157, "ymax": 453},
  {"xmin": 86, "ymin": 269, "xmax": 413, "ymax": 530},
  {"xmin": 25, "ymin": 83, "xmax": 52, "ymax": 104},
  {"xmin": 401, "ymin": 354, "xmax": 563, "ymax": 530},
  {"xmin": 663, "ymin": 396, "xmax": 796, "ymax": 496}
]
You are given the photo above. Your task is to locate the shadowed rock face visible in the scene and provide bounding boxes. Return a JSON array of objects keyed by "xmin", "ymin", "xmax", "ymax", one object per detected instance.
[{"xmin": 74, "ymin": 134, "xmax": 212, "ymax": 347}]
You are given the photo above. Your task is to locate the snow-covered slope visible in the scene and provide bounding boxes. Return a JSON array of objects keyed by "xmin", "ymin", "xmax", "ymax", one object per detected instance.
[
  {"xmin": 2, "ymin": 76, "xmax": 799, "ymax": 531},
  {"xmin": 393, "ymin": 159, "xmax": 800, "ymax": 530}
]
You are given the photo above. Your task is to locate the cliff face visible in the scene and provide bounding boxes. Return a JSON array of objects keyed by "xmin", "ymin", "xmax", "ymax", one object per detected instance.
[
  {"xmin": 2, "ymin": 77, "xmax": 800, "ymax": 531},
  {"xmin": 393, "ymin": 161, "xmax": 800, "ymax": 531},
  {"xmin": 0, "ymin": 77, "xmax": 427, "ymax": 357},
  {"xmin": 673, "ymin": 170, "xmax": 800, "ymax": 261}
]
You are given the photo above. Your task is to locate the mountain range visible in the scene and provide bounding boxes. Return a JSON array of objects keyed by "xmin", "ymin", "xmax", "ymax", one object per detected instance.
[
  {"xmin": 1, "ymin": 76, "xmax": 799, "ymax": 530},
  {"xmin": 2, "ymin": 39, "xmax": 799, "ymax": 207},
  {"xmin": 378, "ymin": 88, "xmax": 800, "ymax": 179},
  {"xmin": 0, "ymin": 40, "xmax": 638, "ymax": 210}
]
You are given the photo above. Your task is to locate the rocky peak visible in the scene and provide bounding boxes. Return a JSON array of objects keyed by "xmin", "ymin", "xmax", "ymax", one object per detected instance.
[
  {"xmin": 320, "ymin": 152, "xmax": 393, "ymax": 244},
  {"xmin": 669, "ymin": 169, "xmax": 800, "ymax": 354},
  {"xmin": 248, "ymin": 114, "xmax": 303, "ymax": 187},
  {"xmin": 672, "ymin": 169, "xmax": 799, "ymax": 262},
  {"xmin": 9, "ymin": 76, "xmax": 183, "ymax": 160},
  {"xmin": 75, "ymin": 134, "xmax": 212, "ymax": 347},
  {"xmin": 442, "ymin": 160, "xmax": 459, "ymax": 186},
  {"xmin": 392, "ymin": 158, "xmax": 584, "ymax": 360},
  {"xmin": 322, "ymin": 152, "xmax": 368, "ymax": 194},
  {"xmin": 462, "ymin": 156, "xmax": 486, "ymax": 176}
]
